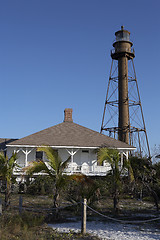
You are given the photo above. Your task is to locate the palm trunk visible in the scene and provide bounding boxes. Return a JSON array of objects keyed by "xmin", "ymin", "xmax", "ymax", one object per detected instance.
[
  {"xmin": 53, "ymin": 186, "xmax": 60, "ymax": 219},
  {"xmin": 53, "ymin": 191, "xmax": 59, "ymax": 208},
  {"xmin": 113, "ymin": 190, "xmax": 119, "ymax": 214},
  {"xmin": 143, "ymin": 182, "xmax": 159, "ymax": 211},
  {"xmin": 5, "ymin": 181, "xmax": 11, "ymax": 209},
  {"xmin": 113, "ymin": 179, "xmax": 119, "ymax": 214}
]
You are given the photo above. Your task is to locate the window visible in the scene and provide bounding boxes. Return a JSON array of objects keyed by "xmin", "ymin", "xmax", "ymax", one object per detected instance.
[
  {"xmin": 82, "ymin": 150, "xmax": 89, "ymax": 153},
  {"xmin": 36, "ymin": 151, "xmax": 43, "ymax": 161}
]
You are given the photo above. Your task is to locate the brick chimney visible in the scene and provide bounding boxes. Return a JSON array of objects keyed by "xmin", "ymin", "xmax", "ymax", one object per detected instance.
[{"xmin": 64, "ymin": 108, "xmax": 73, "ymax": 122}]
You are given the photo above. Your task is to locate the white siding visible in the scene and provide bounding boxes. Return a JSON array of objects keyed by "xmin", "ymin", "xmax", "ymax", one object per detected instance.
[{"xmin": 7, "ymin": 146, "xmax": 109, "ymax": 176}]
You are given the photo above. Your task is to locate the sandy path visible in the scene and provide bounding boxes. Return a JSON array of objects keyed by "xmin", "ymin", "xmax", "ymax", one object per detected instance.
[{"xmin": 49, "ymin": 221, "xmax": 160, "ymax": 240}]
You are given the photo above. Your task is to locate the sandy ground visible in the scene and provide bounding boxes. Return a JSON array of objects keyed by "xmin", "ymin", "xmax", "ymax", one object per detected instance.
[{"xmin": 49, "ymin": 221, "xmax": 160, "ymax": 240}]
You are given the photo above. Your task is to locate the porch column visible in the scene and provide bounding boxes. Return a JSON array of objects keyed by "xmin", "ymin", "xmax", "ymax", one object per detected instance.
[
  {"xmin": 66, "ymin": 149, "xmax": 79, "ymax": 174},
  {"xmin": 71, "ymin": 150, "xmax": 74, "ymax": 174},
  {"xmin": 119, "ymin": 150, "xmax": 128, "ymax": 169},
  {"xmin": 120, "ymin": 152, "xmax": 123, "ymax": 167},
  {"xmin": 22, "ymin": 148, "xmax": 33, "ymax": 167},
  {"xmin": 126, "ymin": 151, "xmax": 128, "ymax": 160},
  {"xmin": 122, "ymin": 150, "xmax": 129, "ymax": 160}
]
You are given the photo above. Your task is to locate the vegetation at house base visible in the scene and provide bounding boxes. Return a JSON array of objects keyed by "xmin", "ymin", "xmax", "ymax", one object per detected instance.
[
  {"xmin": 25, "ymin": 146, "xmax": 71, "ymax": 210},
  {"xmin": 130, "ymin": 156, "xmax": 160, "ymax": 211},
  {"xmin": 66, "ymin": 175, "xmax": 100, "ymax": 206},
  {"xmin": 25, "ymin": 175, "xmax": 54, "ymax": 195},
  {"xmin": 0, "ymin": 151, "xmax": 17, "ymax": 208},
  {"xmin": 23, "ymin": 147, "xmax": 160, "ymax": 214},
  {"xmin": 97, "ymin": 148, "xmax": 134, "ymax": 213},
  {"xmin": 153, "ymin": 161, "xmax": 160, "ymax": 198},
  {"xmin": 96, "ymin": 148, "xmax": 160, "ymax": 212}
]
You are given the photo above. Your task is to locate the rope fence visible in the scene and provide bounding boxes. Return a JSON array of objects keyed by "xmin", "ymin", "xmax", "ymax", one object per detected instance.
[
  {"xmin": 0, "ymin": 196, "xmax": 160, "ymax": 234},
  {"xmin": 0, "ymin": 196, "xmax": 81, "ymax": 215},
  {"xmin": 86, "ymin": 203, "xmax": 160, "ymax": 224},
  {"xmin": 13, "ymin": 196, "xmax": 80, "ymax": 213}
]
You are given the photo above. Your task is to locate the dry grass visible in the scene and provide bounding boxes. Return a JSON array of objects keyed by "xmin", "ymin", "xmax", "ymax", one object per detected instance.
[
  {"xmin": 94, "ymin": 197, "xmax": 155, "ymax": 211},
  {"xmin": 0, "ymin": 193, "xmax": 157, "ymax": 217},
  {"xmin": 0, "ymin": 212, "xmax": 100, "ymax": 240},
  {"xmin": 0, "ymin": 193, "xmax": 158, "ymax": 239}
]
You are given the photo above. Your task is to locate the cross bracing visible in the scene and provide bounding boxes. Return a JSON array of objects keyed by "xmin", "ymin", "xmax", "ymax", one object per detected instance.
[{"xmin": 101, "ymin": 59, "xmax": 150, "ymax": 158}]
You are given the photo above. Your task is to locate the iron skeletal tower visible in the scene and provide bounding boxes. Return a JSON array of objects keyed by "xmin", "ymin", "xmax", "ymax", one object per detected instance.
[{"xmin": 101, "ymin": 26, "xmax": 150, "ymax": 158}]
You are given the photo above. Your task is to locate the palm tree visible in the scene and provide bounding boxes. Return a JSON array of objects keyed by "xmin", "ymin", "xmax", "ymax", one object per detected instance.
[
  {"xmin": 98, "ymin": 148, "xmax": 133, "ymax": 213},
  {"xmin": 71, "ymin": 174, "xmax": 99, "ymax": 204},
  {"xmin": 0, "ymin": 151, "xmax": 17, "ymax": 208},
  {"xmin": 130, "ymin": 156, "xmax": 159, "ymax": 211},
  {"xmin": 26, "ymin": 147, "xmax": 71, "ymax": 209}
]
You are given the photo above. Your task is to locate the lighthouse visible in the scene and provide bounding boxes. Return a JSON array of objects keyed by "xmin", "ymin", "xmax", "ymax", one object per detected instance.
[
  {"xmin": 101, "ymin": 26, "xmax": 150, "ymax": 157},
  {"xmin": 111, "ymin": 26, "xmax": 134, "ymax": 144}
]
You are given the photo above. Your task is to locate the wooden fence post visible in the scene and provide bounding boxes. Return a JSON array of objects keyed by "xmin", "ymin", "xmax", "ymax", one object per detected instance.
[
  {"xmin": 0, "ymin": 198, "xmax": 2, "ymax": 215},
  {"xmin": 19, "ymin": 195, "xmax": 23, "ymax": 214},
  {"xmin": 81, "ymin": 198, "xmax": 87, "ymax": 234}
]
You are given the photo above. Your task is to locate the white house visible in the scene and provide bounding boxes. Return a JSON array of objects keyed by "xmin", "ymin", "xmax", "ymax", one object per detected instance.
[{"xmin": 7, "ymin": 108, "xmax": 136, "ymax": 178}]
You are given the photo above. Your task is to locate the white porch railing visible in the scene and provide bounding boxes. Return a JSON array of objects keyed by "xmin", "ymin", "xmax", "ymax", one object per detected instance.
[
  {"xmin": 13, "ymin": 162, "xmax": 110, "ymax": 177},
  {"xmin": 64, "ymin": 162, "xmax": 109, "ymax": 176}
]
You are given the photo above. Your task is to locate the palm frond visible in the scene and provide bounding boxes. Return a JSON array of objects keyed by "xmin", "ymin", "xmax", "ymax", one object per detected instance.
[
  {"xmin": 97, "ymin": 148, "xmax": 109, "ymax": 165},
  {"xmin": 37, "ymin": 147, "xmax": 61, "ymax": 171},
  {"xmin": 25, "ymin": 160, "xmax": 51, "ymax": 176},
  {"xmin": 124, "ymin": 159, "xmax": 134, "ymax": 182},
  {"xmin": 0, "ymin": 152, "xmax": 6, "ymax": 165},
  {"xmin": 60, "ymin": 156, "xmax": 71, "ymax": 172},
  {"xmin": 98, "ymin": 148, "xmax": 119, "ymax": 166},
  {"xmin": 8, "ymin": 152, "xmax": 17, "ymax": 169},
  {"xmin": 56, "ymin": 174, "xmax": 70, "ymax": 189}
]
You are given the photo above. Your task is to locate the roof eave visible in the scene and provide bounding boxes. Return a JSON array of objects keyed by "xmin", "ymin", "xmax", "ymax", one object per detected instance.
[{"xmin": 6, "ymin": 144, "xmax": 136, "ymax": 150}]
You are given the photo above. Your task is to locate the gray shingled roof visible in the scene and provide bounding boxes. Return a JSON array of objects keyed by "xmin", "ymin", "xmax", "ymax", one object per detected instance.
[{"xmin": 7, "ymin": 122, "xmax": 135, "ymax": 149}]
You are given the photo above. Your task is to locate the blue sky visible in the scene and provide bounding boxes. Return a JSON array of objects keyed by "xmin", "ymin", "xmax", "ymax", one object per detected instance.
[{"xmin": 0, "ymin": 0, "xmax": 160, "ymax": 153}]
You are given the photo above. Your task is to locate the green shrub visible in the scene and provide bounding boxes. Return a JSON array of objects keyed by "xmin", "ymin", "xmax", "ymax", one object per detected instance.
[
  {"xmin": 26, "ymin": 176, "xmax": 54, "ymax": 195},
  {"xmin": 64, "ymin": 177, "xmax": 100, "ymax": 206}
]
